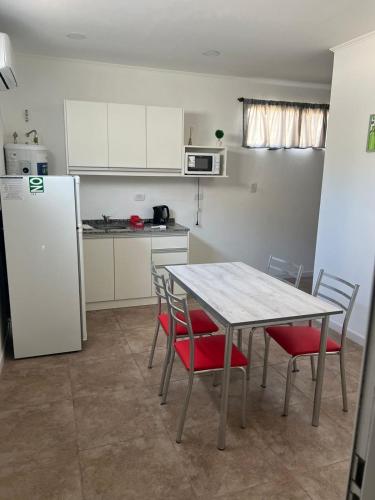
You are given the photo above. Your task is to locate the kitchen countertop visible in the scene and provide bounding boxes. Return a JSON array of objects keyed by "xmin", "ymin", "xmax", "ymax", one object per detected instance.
[{"xmin": 82, "ymin": 218, "xmax": 189, "ymax": 238}]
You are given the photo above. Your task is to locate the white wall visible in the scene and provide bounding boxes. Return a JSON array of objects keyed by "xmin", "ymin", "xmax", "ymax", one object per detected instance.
[
  {"xmin": 0, "ymin": 54, "xmax": 330, "ymax": 271},
  {"xmin": 314, "ymin": 33, "xmax": 375, "ymax": 344}
]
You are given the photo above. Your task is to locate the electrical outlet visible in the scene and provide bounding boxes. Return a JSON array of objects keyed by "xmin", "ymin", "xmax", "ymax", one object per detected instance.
[
  {"xmin": 194, "ymin": 192, "xmax": 204, "ymax": 200},
  {"xmin": 134, "ymin": 193, "xmax": 145, "ymax": 201},
  {"xmin": 250, "ymin": 183, "xmax": 258, "ymax": 194}
]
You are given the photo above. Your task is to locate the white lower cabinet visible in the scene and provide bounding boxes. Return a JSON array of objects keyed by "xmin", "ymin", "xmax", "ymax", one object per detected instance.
[
  {"xmin": 84, "ymin": 233, "xmax": 189, "ymax": 307},
  {"xmin": 83, "ymin": 238, "xmax": 115, "ymax": 302},
  {"xmin": 114, "ymin": 237, "xmax": 152, "ymax": 299}
]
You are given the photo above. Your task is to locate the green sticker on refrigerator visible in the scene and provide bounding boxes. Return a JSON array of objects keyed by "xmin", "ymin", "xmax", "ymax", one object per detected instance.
[{"xmin": 29, "ymin": 177, "xmax": 44, "ymax": 193}]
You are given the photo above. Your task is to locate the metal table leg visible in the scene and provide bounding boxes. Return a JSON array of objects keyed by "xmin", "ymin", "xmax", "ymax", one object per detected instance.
[
  {"xmin": 312, "ymin": 316, "xmax": 329, "ymax": 426},
  {"xmin": 218, "ymin": 325, "xmax": 233, "ymax": 450}
]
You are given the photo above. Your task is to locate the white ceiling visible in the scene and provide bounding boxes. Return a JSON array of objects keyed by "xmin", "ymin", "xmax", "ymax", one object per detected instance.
[{"xmin": 1, "ymin": 0, "xmax": 374, "ymax": 84}]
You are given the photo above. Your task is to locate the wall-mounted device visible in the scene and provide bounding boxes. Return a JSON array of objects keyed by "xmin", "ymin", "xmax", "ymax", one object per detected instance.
[
  {"xmin": 4, "ymin": 144, "xmax": 48, "ymax": 175},
  {"xmin": 0, "ymin": 33, "xmax": 17, "ymax": 91},
  {"xmin": 184, "ymin": 152, "xmax": 221, "ymax": 175}
]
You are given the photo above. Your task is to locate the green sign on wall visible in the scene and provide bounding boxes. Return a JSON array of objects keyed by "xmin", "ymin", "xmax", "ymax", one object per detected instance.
[{"xmin": 29, "ymin": 177, "xmax": 44, "ymax": 193}]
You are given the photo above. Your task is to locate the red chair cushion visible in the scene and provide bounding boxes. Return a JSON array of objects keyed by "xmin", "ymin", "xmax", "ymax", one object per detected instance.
[
  {"xmin": 175, "ymin": 334, "xmax": 248, "ymax": 371},
  {"xmin": 266, "ymin": 325, "xmax": 341, "ymax": 357},
  {"xmin": 159, "ymin": 309, "xmax": 219, "ymax": 336}
]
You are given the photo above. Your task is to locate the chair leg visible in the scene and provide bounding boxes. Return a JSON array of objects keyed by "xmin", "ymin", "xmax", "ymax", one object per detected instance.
[
  {"xmin": 148, "ymin": 320, "xmax": 160, "ymax": 369},
  {"xmin": 176, "ymin": 371, "xmax": 194, "ymax": 443},
  {"xmin": 158, "ymin": 338, "xmax": 171, "ymax": 396},
  {"xmin": 240, "ymin": 367, "xmax": 247, "ymax": 429},
  {"xmin": 237, "ymin": 329, "xmax": 243, "ymax": 351},
  {"xmin": 310, "ymin": 355, "xmax": 317, "ymax": 381},
  {"xmin": 283, "ymin": 358, "xmax": 294, "ymax": 416},
  {"xmin": 246, "ymin": 328, "xmax": 254, "ymax": 381},
  {"xmin": 161, "ymin": 349, "xmax": 175, "ymax": 405},
  {"xmin": 261, "ymin": 331, "xmax": 271, "ymax": 388},
  {"xmin": 292, "ymin": 359, "xmax": 299, "ymax": 372},
  {"xmin": 340, "ymin": 351, "xmax": 348, "ymax": 412}
]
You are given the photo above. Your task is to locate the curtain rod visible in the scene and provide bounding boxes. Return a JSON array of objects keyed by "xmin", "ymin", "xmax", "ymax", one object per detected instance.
[{"xmin": 238, "ymin": 97, "xmax": 329, "ymax": 109}]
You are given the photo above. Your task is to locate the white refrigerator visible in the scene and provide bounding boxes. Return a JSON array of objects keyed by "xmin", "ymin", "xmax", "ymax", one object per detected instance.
[{"xmin": 0, "ymin": 175, "xmax": 86, "ymax": 358}]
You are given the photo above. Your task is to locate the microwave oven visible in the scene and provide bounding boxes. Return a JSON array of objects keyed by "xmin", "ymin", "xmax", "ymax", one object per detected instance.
[{"xmin": 184, "ymin": 153, "xmax": 221, "ymax": 175}]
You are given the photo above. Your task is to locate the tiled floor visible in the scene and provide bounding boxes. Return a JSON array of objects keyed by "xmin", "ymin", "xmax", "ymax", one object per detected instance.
[{"xmin": 0, "ymin": 303, "xmax": 363, "ymax": 499}]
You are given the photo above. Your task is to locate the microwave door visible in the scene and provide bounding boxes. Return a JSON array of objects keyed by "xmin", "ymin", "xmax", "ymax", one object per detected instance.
[{"xmin": 187, "ymin": 155, "xmax": 213, "ymax": 173}]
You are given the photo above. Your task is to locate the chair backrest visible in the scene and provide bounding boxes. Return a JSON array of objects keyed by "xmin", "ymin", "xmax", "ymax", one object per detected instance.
[
  {"xmin": 165, "ymin": 283, "xmax": 195, "ymax": 370},
  {"xmin": 266, "ymin": 255, "xmax": 304, "ymax": 288},
  {"xmin": 151, "ymin": 264, "xmax": 167, "ymax": 314},
  {"xmin": 313, "ymin": 269, "xmax": 360, "ymax": 347}
]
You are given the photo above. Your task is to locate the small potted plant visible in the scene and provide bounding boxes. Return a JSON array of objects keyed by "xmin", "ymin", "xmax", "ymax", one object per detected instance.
[{"xmin": 215, "ymin": 129, "xmax": 224, "ymax": 146}]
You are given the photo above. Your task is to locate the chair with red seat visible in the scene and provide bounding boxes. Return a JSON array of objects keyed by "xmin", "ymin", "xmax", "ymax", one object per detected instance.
[
  {"xmin": 242, "ymin": 255, "xmax": 304, "ymax": 379},
  {"xmin": 148, "ymin": 265, "xmax": 219, "ymax": 397},
  {"xmin": 262, "ymin": 269, "xmax": 359, "ymax": 416},
  {"xmin": 162, "ymin": 285, "xmax": 249, "ymax": 444}
]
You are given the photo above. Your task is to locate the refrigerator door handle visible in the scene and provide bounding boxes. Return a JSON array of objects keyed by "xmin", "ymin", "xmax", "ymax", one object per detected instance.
[{"xmin": 74, "ymin": 177, "xmax": 87, "ymax": 341}]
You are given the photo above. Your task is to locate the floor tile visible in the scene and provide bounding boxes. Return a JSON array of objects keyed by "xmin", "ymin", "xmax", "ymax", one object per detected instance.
[
  {"xmin": 0, "ymin": 400, "xmax": 77, "ymax": 467},
  {"xmin": 0, "ymin": 301, "xmax": 363, "ymax": 499},
  {"xmin": 123, "ymin": 324, "xmax": 166, "ymax": 354},
  {"xmin": 80, "ymin": 435, "xmax": 197, "ymax": 499},
  {"xmin": 294, "ymin": 459, "xmax": 350, "ymax": 500},
  {"xmin": 0, "ymin": 451, "xmax": 83, "ymax": 500},
  {"xmin": 74, "ymin": 389, "xmax": 166, "ymax": 450},
  {"xmin": 215, "ymin": 478, "xmax": 311, "ymax": 499},
  {"xmin": 69, "ymin": 355, "xmax": 144, "ymax": 398},
  {"xmin": 68, "ymin": 331, "xmax": 130, "ymax": 363},
  {"xmin": 113, "ymin": 305, "xmax": 157, "ymax": 331},
  {"xmin": 0, "ymin": 364, "xmax": 71, "ymax": 409},
  {"xmin": 133, "ymin": 347, "xmax": 187, "ymax": 386},
  {"xmin": 4, "ymin": 352, "xmax": 69, "ymax": 371},
  {"xmin": 86, "ymin": 309, "xmax": 121, "ymax": 333},
  {"xmin": 321, "ymin": 391, "xmax": 358, "ymax": 433},
  {"xmin": 249, "ymin": 401, "xmax": 353, "ymax": 473},
  {"xmin": 172, "ymin": 422, "xmax": 292, "ymax": 498}
]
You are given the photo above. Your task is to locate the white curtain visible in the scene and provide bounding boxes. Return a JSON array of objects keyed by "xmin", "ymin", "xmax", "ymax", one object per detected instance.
[{"xmin": 243, "ymin": 99, "xmax": 328, "ymax": 149}]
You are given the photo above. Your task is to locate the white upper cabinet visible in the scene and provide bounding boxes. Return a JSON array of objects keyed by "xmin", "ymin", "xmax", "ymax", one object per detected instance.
[
  {"xmin": 65, "ymin": 100, "xmax": 184, "ymax": 173},
  {"xmin": 108, "ymin": 103, "xmax": 146, "ymax": 169},
  {"xmin": 146, "ymin": 106, "xmax": 183, "ymax": 170},
  {"xmin": 65, "ymin": 100, "xmax": 108, "ymax": 168}
]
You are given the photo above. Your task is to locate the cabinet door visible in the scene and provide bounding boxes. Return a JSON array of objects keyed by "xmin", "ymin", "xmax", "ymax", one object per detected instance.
[
  {"xmin": 65, "ymin": 100, "xmax": 108, "ymax": 167},
  {"xmin": 146, "ymin": 106, "xmax": 183, "ymax": 170},
  {"xmin": 108, "ymin": 103, "xmax": 146, "ymax": 168},
  {"xmin": 83, "ymin": 238, "xmax": 114, "ymax": 302},
  {"xmin": 114, "ymin": 238, "xmax": 152, "ymax": 299}
]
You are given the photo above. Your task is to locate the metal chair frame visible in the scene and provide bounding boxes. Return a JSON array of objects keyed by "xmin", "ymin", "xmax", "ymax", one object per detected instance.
[
  {"xmin": 148, "ymin": 264, "xmax": 217, "ymax": 397},
  {"xmin": 262, "ymin": 269, "xmax": 359, "ymax": 416},
  {"xmin": 162, "ymin": 285, "xmax": 248, "ymax": 443},
  {"xmin": 239, "ymin": 256, "xmax": 304, "ymax": 380}
]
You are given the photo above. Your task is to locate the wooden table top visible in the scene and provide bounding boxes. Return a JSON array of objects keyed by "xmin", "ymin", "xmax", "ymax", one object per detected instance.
[{"xmin": 166, "ymin": 262, "xmax": 343, "ymax": 327}]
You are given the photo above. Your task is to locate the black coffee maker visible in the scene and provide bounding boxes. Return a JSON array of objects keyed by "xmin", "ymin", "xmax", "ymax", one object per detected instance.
[{"xmin": 153, "ymin": 205, "xmax": 170, "ymax": 225}]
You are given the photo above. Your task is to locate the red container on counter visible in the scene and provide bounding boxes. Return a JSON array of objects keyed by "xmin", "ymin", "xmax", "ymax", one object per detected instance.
[{"xmin": 129, "ymin": 215, "xmax": 144, "ymax": 229}]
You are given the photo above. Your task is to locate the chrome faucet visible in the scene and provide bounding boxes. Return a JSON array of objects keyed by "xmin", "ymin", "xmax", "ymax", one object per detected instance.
[
  {"xmin": 25, "ymin": 129, "xmax": 39, "ymax": 144},
  {"xmin": 102, "ymin": 214, "xmax": 111, "ymax": 224}
]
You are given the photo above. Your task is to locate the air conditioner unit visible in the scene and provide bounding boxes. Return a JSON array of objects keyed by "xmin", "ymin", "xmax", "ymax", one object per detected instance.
[{"xmin": 0, "ymin": 33, "xmax": 17, "ymax": 91}]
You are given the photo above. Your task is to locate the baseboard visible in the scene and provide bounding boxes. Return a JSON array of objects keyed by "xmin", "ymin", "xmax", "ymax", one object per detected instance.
[
  {"xmin": 329, "ymin": 318, "xmax": 366, "ymax": 347},
  {"xmin": 86, "ymin": 296, "xmax": 159, "ymax": 311}
]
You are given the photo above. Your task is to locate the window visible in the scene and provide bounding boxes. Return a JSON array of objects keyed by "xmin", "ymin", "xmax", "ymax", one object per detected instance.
[{"xmin": 239, "ymin": 98, "xmax": 329, "ymax": 149}]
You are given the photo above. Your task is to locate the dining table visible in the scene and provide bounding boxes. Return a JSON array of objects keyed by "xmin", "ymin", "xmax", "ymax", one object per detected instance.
[{"xmin": 166, "ymin": 262, "xmax": 343, "ymax": 450}]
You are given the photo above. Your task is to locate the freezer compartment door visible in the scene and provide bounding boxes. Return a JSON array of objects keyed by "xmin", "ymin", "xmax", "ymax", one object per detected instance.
[{"xmin": 1, "ymin": 176, "xmax": 82, "ymax": 357}]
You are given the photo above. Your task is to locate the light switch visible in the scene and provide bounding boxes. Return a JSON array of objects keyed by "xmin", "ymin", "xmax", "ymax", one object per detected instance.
[
  {"xmin": 134, "ymin": 193, "xmax": 145, "ymax": 201},
  {"xmin": 250, "ymin": 183, "xmax": 258, "ymax": 193}
]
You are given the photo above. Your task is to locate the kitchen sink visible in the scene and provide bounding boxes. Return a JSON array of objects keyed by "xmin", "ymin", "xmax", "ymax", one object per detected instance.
[{"xmin": 92, "ymin": 224, "xmax": 129, "ymax": 230}]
